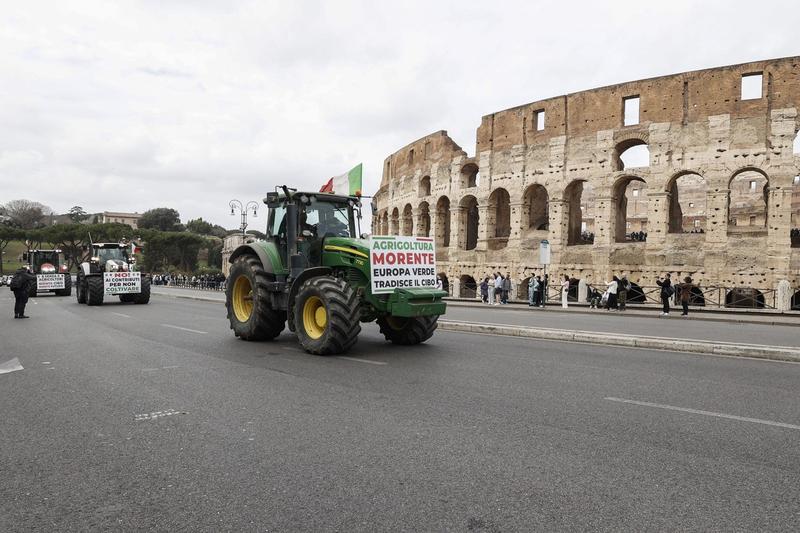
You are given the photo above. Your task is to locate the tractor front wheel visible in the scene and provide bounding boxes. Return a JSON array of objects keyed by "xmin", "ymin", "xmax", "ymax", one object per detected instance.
[
  {"xmin": 86, "ymin": 276, "xmax": 104, "ymax": 306},
  {"xmin": 294, "ymin": 276, "xmax": 360, "ymax": 355},
  {"xmin": 376, "ymin": 315, "xmax": 439, "ymax": 345},
  {"xmin": 133, "ymin": 275, "xmax": 150, "ymax": 304},
  {"xmin": 76, "ymin": 275, "xmax": 87, "ymax": 304},
  {"xmin": 226, "ymin": 255, "xmax": 285, "ymax": 340}
]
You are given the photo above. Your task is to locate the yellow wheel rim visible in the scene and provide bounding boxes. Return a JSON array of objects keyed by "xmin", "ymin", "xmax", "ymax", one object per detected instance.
[
  {"xmin": 232, "ymin": 275, "xmax": 254, "ymax": 322},
  {"xmin": 302, "ymin": 296, "xmax": 327, "ymax": 339},
  {"xmin": 386, "ymin": 316, "xmax": 407, "ymax": 330}
]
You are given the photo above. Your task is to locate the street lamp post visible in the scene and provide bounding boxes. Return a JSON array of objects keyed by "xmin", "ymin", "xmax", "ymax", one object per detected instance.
[{"xmin": 229, "ymin": 199, "xmax": 259, "ymax": 237}]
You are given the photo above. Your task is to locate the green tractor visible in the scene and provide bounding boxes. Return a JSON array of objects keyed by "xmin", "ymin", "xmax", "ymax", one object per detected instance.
[
  {"xmin": 76, "ymin": 242, "xmax": 150, "ymax": 306},
  {"xmin": 226, "ymin": 187, "xmax": 447, "ymax": 355},
  {"xmin": 22, "ymin": 249, "xmax": 72, "ymax": 297}
]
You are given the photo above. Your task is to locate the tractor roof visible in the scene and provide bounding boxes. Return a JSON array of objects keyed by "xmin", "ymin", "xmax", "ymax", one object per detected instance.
[{"xmin": 264, "ymin": 191, "xmax": 359, "ymax": 204}]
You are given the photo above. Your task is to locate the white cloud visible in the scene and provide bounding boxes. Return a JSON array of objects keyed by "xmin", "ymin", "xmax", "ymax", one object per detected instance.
[{"xmin": 0, "ymin": 0, "xmax": 798, "ymax": 230}]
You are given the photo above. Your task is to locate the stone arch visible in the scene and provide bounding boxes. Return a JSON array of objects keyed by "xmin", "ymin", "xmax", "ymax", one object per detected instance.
[
  {"xmin": 435, "ymin": 196, "xmax": 451, "ymax": 247},
  {"xmin": 613, "ymin": 138, "xmax": 650, "ymax": 171},
  {"xmin": 459, "ymin": 274, "xmax": 477, "ymax": 298},
  {"xmin": 401, "ymin": 204, "xmax": 414, "ymax": 236},
  {"xmin": 727, "ymin": 167, "xmax": 768, "ymax": 232},
  {"xmin": 487, "ymin": 188, "xmax": 511, "ymax": 249},
  {"xmin": 522, "ymin": 184, "xmax": 549, "ymax": 230},
  {"xmin": 461, "ymin": 163, "xmax": 479, "ymax": 188},
  {"xmin": 564, "ymin": 179, "xmax": 594, "ymax": 245},
  {"xmin": 382, "ymin": 211, "xmax": 389, "ymax": 235},
  {"xmin": 666, "ymin": 171, "xmax": 707, "ymax": 233},
  {"xmin": 417, "ymin": 201, "xmax": 430, "ymax": 237},
  {"xmin": 613, "ymin": 175, "xmax": 648, "ymax": 242},
  {"xmin": 725, "ymin": 287, "xmax": 765, "ymax": 309},
  {"xmin": 793, "ymin": 174, "xmax": 800, "ymax": 248},
  {"xmin": 390, "ymin": 207, "xmax": 400, "ymax": 235},
  {"xmin": 791, "ymin": 289, "xmax": 800, "ymax": 310},
  {"xmin": 460, "ymin": 195, "xmax": 479, "ymax": 250},
  {"xmin": 419, "ymin": 175, "xmax": 431, "ymax": 198},
  {"xmin": 518, "ymin": 276, "xmax": 532, "ymax": 302}
]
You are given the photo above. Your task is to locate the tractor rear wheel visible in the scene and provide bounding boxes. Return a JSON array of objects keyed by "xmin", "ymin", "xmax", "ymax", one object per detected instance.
[
  {"xmin": 294, "ymin": 276, "xmax": 360, "ymax": 355},
  {"xmin": 86, "ymin": 276, "xmax": 104, "ymax": 306},
  {"xmin": 226, "ymin": 255, "xmax": 285, "ymax": 340},
  {"xmin": 76, "ymin": 275, "xmax": 87, "ymax": 304},
  {"xmin": 376, "ymin": 315, "xmax": 439, "ymax": 345},
  {"xmin": 133, "ymin": 275, "xmax": 150, "ymax": 304}
]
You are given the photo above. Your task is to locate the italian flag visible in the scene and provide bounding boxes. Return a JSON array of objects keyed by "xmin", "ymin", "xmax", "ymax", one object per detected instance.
[{"xmin": 320, "ymin": 163, "xmax": 362, "ymax": 196}]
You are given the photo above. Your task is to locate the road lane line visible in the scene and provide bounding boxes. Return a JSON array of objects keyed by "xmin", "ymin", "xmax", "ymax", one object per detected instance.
[
  {"xmin": 337, "ymin": 356, "xmax": 388, "ymax": 365},
  {"xmin": 162, "ymin": 324, "xmax": 207, "ymax": 335},
  {"xmin": 605, "ymin": 397, "xmax": 800, "ymax": 431},
  {"xmin": 112, "ymin": 312, "xmax": 131, "ymax": 318},
  {"xmin": 0, "ymin": 357, "xmax": 24, "ymax": 375}
]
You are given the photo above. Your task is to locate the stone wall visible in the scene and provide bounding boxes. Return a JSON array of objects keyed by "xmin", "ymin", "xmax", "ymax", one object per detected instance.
[{"xmin": 373, "ymin": 58, "xmax": 800, "ymax": 310}]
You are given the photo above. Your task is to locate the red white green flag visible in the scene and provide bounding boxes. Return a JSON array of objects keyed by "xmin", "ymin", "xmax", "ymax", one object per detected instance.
[{"xmin": 320, "ymin": 163, "xmax": 362, "ymax": 196}]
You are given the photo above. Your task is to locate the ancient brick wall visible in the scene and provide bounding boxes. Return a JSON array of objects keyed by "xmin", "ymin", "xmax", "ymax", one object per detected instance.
[{"xmin": 373, "ymin": 57, "xmax": 800, "ymax": 309}]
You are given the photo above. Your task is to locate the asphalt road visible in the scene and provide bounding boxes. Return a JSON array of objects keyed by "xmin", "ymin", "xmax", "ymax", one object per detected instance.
[{"xmin": 2, "ymin": 292, "xmax": 800, "ymax": 531}]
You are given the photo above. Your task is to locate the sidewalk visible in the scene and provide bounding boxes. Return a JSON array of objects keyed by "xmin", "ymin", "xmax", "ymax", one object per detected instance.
[{"xmin": 151, "ymin": 286, "xmax": 800, "ymax": 362}]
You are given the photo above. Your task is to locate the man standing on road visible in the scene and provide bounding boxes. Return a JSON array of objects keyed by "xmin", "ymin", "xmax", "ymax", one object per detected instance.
[
  {"xmin": 10, "ymin": 266, "xmax": 36, "ymax": 319},
  {"xmin": 656, "ymin": 272, "xmax": 673, "ymax": 316},
  {"xmin": 502, "ymin": 272, "xmax": 512, "ymax": 304}
]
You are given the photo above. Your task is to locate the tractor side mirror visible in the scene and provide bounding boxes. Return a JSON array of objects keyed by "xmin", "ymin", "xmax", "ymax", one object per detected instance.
[{"xmin": 22, "ymin": 252, "xmax": 28, "ymax": 262}]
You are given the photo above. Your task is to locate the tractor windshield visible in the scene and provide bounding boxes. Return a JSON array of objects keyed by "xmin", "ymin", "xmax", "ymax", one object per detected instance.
[
  {"xmin": 32, "ymin": 251, "xmax": 60, "ymax": 269},
  {"xmin": 303, "ymin": 197, "xmax": 354, "ymax": 238},
  {"xmin": 96, "ymin": 247, "xmax": 128, "ymax": 263}
]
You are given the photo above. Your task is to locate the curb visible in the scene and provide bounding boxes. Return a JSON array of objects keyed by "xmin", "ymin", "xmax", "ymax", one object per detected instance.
[
  {"xmin": 443, "ymin": 300, "xmax": 800, "ymax": 328},
  {"xmin": 437, "ymin": 320, "xmax": 800, "ymax": 362}
]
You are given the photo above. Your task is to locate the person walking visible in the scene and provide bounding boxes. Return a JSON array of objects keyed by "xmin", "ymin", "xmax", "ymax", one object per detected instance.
[
  {"xmin": 561, "ymin": 274, "xmax": 570, "ymax": 308},
  {"xmin": 677, "ymin": 276, "xmax": 693, "ymax": 316},
  {"xmin": 618, "ymin": 274, "xmax": 629, "ymax": 311},
  {"xmin": 10, "ymin": 266, "xmax": 36, "ymax": 319},
  {"xmin": 605, "ymin": 276, "xmax": 620, "ymax": 310},
  {"xmin": 480, "ymin": 277, "xmax": 489, "ymax": 304},
  {"xmin": 539, "ymin": 274, "xmax": 547, "ymax": 307},
  {"xmin": 487, "ymin": 275, "xmax": 496, "ymax": 305},
  {"xmin": 656, "ymin": 272, "xmax": 673, "ymax": 316}
]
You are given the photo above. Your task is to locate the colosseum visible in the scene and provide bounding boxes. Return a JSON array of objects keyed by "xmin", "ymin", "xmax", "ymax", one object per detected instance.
[{"xmin": 372, "ymin": 57, "xmax": 800, "ymax": 310}]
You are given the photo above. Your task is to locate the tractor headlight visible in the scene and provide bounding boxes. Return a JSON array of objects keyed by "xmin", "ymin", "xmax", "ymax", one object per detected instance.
[{"xmin": 91, "ymin": 256, "xmax": 100, "ymax": 263}]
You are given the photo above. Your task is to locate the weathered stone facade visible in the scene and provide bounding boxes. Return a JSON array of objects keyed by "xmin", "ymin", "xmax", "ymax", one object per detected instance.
[{"xmin": 373, "ymin": 58, "xmax": 800, "ymax": 309}]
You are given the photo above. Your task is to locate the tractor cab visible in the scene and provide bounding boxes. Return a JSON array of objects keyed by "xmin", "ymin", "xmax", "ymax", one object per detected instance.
[{"xmin": 265, "ymin": 189, "xmax": 362, "ymax": 271}]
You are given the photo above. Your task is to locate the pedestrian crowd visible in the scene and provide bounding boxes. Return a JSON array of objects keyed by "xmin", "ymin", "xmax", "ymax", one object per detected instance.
[
  {"xmin": 152, "ymin": 272, "xmax": 226, "ymax": 290},
  {"xmin": 479, "ymin": 272, "xmax": 516, "ymax": 305}
]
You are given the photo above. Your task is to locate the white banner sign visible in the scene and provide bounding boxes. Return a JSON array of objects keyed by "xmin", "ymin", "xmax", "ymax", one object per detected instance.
[
  {"xmin": 36, "ymin": 273, "xmax": 65, "ymax": 290},
  {"xmin": 103, "ymin": 272, "xmax": 141, "ymax": 295},
  {"xmin": 539, "ymin": 239, "xmax": 551, "ymax": 265},
  {"xmin": 369, "ymin": 236, "xmax": 437, "ymax": 294}
]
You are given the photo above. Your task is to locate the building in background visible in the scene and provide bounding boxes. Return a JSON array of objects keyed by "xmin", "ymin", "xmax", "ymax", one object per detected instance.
[{"xmin": 102, "ymin": 211, "xmax": 142, "ymax": 229}]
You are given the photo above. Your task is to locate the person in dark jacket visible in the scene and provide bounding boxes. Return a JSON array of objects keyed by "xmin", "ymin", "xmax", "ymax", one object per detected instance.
[
  {"xmin": 11, "ymin": 266, "xmax": 36, "ymax": 319},
  {"xmin": 677, "ymin": 276, "xmax": 694, "ymax": 316},
  {"xmin": 656, "ymin": 272, "xmax": 673, "ymax": 316}
]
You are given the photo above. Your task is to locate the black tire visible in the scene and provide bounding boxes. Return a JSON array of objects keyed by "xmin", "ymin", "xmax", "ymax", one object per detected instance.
[
  {"xmin": 76, "ymin": 275, "xmax": 87, "ymax": 304},
  {"xmin": 226, "ymin": 255, "xmax": 285, "ymax": 341},
  {"xmin": 86, "ymin": 276, "xmax": 104, "ymax": 306},
  {"xmin": 133, "ymin": 275, "xmax": 150, "ymax": 304},
  {"xmin": 294, "ymin": 276, "xmax": 360, "ymax": 355},
  {"xmin": 376, "ymin": 315, "xmax": 439, "ymax": 345},
  {"xmin": 119, "ymin": 294, "xmax": 134, "ymax": 303},
  {"xmin": 55, "ymin": 273, "xmax": 72, "ymax": 296}
]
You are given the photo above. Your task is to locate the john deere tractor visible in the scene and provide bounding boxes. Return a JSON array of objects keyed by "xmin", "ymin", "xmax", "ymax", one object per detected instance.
[
  {"xmin": 226, "ymin": 186, "xmax": 447, "ymax": 355},
  {"xmin": 22, "ymin": 249, "xmax": 72, "ymax": 297},
  {"xmin": 76, "ymin": 242, "xmax": 150, "ymax": 306}
]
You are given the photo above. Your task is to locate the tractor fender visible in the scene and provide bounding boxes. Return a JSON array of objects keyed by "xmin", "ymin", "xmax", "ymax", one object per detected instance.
[
  {"xmin": 286, "ymin": 266, "xmax": 332, "ymax": 332},
  {"xmin": 229, "ymin": 244, "xmax": 275, "ymax": 275}
]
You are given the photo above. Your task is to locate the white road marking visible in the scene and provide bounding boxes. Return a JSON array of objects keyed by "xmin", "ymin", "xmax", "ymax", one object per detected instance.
[
  {"xmin": 0, "ymin": 357, "xmax": 24, "ymax": 375},
  {"xmin": 605, "ymin": 397, "xmax": 800, "ymax": 431},
  {"xmin": 112, "ymin": 312, "xmax": 131, "ymax": 318},
  {"xmin": 161, "ymin": 365, "xmax": 180, "ymax": 369},
  {"xmin": 336, "ymin": 356, "xmax": 388, "ymax": 365},
  {"xmin": 162, "ymin": 324, "xmax": 207, "ymax": 335},
  {"xmin": 31, "ymin": 299, "xmax": 37, "ymax": 305},
  {"xmin": 134, "ymin": 409, "xmax": 184, "ymax": 421}
]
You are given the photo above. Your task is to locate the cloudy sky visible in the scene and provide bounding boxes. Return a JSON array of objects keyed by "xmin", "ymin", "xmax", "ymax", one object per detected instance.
[{"xmin": 1, "ymin": 0, "xmax": 798, "ymax": 230}]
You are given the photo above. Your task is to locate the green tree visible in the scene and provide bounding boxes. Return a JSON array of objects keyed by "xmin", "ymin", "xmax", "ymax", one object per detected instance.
[
  {"xmin": 141, "ymin": 232, "xmax": 206, "ymax": 272},
  {"xmin": 186, "ymin": 217, "xmax": 213, "ymax": 235},
  {"xmin": 68, "ymin": 206, "xmax": 90, "ymax": 223},
  {"xmin": 138, "ymin": 208, "xmax": 182, "ymax": 232},
  {"xmin": 0, "ymin": 225, "xmax": 23, "ymax": 274}
]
